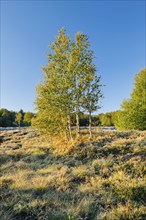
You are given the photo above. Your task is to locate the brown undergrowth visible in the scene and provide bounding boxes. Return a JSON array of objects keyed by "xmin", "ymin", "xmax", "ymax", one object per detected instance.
[{"xmin": 0, "ymin": 128, "xmax": 146, "ymax": 219}]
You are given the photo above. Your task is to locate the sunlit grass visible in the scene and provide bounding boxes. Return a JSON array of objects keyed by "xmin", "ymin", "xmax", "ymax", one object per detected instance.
[{"xmin": 0, "ymin": 129, "xmax": 146, "ymax": 219}]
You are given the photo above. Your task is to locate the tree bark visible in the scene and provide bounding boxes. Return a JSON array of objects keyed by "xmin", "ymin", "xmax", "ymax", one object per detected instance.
[
  {"xmin": 89, "ymin": 111, "xmax": 92, "ymax": 140},
  {"xmin": 67, "ymin": 115, "xmax": 72, "ymax": 140},
  {"xmin": 19, "ymin": 121, "xmax": 20, "ymax": 129},
  {"xmin": 76, "ymin": 105, "xmax": 80, "ymax": 135}
]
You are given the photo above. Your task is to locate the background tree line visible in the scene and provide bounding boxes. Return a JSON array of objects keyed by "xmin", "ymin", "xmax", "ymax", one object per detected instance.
[
  {"xmin": 70, "ymin": 111, "xmax": 120, "ymax": 127},
  {"xmin": 0, "ymin": 109, "xmax": 34, "ymax": 127},
  {"xmin": 0, "ymin": 107, "xmax": 119, "ymax": 128}
]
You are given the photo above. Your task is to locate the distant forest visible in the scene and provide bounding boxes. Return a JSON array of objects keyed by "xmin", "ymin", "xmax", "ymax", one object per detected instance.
[
  {"xmin": 0, "ymin": 109, "xmax": 34, "ymax": 127},
  {"xmin": 0, "ymin": 108, "xmax": 119, "ymax": 127}
]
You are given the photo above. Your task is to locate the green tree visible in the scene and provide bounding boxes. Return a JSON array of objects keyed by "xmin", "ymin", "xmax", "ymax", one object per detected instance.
[
  {"xmin": 83, "ymin": 76, "xmax": 103, "ymax": 138},
  {"xmin": 92, "ymin": 115, "xmax": 101, "ymax": 126},
  {"xmin": 33, "ymin": 28, "xmax": 102, "ymax": 140},
  {"xmin": 23, "ymin": 112, "xmax": 34, "ymax": 126},
  {"xmin": 99, "ymin": 112, "xmax": 113, "ymax": 126},
  {"xmin": 111, "ymin": 110, "xmax": 121, "ymax": 126},
  {"xmin": 70, "ymin": 32, "xmax": 102, "ymax": 136},
  {"xmin": 72, "ymin": 33, "xmax": 90, "ymax": 135},
  {"xmin": 115, "ymin": 68, "xmax": 146, "ymax": 130},
  {"xmin": 33, "ymin": 28, "xmax": 74, "ymax": 140},
  {"xmin": 15, "ymin": 112, "xmax": 22, "ymax": 128},
  {"xmin": 0, "ymin": 108, "xmax": 16, "ymax": 127}
]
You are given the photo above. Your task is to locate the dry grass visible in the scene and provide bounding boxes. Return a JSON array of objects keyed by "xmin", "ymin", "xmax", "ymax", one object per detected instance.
[{"xmin": 0, "ymin": 129, "xmax": 146, "ymax": 219}]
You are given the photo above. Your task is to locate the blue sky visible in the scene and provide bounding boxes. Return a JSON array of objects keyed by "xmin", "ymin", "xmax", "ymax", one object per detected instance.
[{"xmin": 1, "ymin": 0, "xmax": 145, "ymax": 114}]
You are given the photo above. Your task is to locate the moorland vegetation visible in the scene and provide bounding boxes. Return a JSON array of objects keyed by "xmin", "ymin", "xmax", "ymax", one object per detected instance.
[{"xmin": 0, "ymin": 128, "xmax": 146, "ymax": 219}]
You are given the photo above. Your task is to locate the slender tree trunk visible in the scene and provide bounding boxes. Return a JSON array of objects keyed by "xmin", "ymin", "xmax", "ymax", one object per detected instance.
[
  {"xmin": 67, "ymin": 115, "xmax": 72, "ymax": 140},
  {"xmin": 76, "ymin": 113, "xmax": 80, "ymax": 135},
  {"xmin": 65, "ymin": 129, "xmax": 68, "ymax": 142},
  {"xmin": 19, "ymin": 121, "xmax": 20, "ymax": 129},
  {"xmin": 89, "ymin": 111, "xmax": 92, "ymax": 140},
  {"xmin": 76, "ymin": 104, "xmax": 80, "ymax": 135}
]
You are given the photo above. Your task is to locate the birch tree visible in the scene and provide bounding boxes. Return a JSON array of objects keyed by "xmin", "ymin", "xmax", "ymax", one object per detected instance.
[
  {"xmin": 71, "ymin": 32, "xmax": 98, "ymax": 135},
  {"xmin": 34, "ymin": 28, "xmax": 74, "ymax": 140},
  {"xmin": 15, "ymin": 112, "xmax": 22, "ymax": 128},
  {"xmin": 83, "ymin": 76, "xmax": 103, "ymax": 139},
  {"xmin": 33, "ymin": 29, "xmax": 103, "ymax": 140}
]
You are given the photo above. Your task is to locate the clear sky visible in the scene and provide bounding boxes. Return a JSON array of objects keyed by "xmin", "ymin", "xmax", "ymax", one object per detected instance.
[{"xmin": 1, "ymin": 0, "xmax": 145, "ymax": 114}]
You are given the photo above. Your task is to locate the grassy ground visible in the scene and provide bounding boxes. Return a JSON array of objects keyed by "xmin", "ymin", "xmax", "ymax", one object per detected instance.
[{"xmin": 0, "ymin": 128, "xmax": 146, "ymax": 220}]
